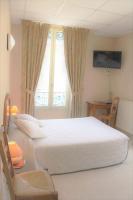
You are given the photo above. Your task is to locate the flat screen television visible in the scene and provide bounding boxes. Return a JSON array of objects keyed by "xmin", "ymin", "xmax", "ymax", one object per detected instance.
[{"xmin": 93, "ymin": 50, "xmax": 122, "ymax": 69}]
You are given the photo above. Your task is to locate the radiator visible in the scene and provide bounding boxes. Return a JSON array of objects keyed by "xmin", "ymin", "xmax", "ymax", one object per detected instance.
[{"xmin": 116, "ymin": 99, "xmax": 133, "ymax": 135}]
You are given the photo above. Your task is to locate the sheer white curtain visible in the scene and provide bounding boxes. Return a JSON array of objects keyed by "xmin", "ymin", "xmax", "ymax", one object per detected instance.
[
  {"xmin": 64, "ymin": 27, "xmax": 89, "ymax": 117},
  {"xmin": 22, "ymin": 20, "xmax": 49, "ymax": 114}
]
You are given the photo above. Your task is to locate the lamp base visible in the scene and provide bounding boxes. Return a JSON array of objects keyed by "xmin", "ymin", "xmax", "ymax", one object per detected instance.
[{"xmin": 13, "ymin": 159, "xmax": 25, "ymax": 169}]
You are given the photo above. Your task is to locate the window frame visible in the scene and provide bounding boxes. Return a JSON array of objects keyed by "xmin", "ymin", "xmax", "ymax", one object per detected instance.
[{"xmin": 35, "ymin": 27, "xmax": 69, "ymax": 109}]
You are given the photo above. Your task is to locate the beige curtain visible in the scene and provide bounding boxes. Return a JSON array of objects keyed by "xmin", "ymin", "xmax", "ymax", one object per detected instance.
[
  {"xmin": 64, "ymin": 27, "xmax": 89, "ymax": 117},
  {"xmin": 22, "ymin": 20, "xmax": 49, "ymax": 115}
]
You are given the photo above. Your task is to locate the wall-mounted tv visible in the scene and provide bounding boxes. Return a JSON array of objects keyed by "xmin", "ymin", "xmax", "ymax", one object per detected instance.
[{"xmin": 93, "ymin": 50, "xmax": 122, "ymax": 69}]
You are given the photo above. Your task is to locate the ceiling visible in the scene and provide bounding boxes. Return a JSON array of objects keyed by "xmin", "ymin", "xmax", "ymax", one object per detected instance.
[{"xmin": 10, "ymin": 0, "xmax": 133, "ymax": 37}]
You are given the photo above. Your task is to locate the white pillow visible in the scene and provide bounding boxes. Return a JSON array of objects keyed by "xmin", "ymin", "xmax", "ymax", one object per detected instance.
[
  {"xmin": 15, "ymin": 119, "xmax": 45, "ymax": 139},
  {"xmin": 15, "ymin": 114, "xmax": 37, "ymax": 122},
  {"xmin": 14, "ymin": 114, "xmax": 44, "ymax": 127}
]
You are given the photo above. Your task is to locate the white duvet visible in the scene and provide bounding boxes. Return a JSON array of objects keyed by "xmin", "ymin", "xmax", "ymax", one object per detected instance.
[{"xmin": 9, "ymin": 117, "xmax": 129, "ymax": 174}]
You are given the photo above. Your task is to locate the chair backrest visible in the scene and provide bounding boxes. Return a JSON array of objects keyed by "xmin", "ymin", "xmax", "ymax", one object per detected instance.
[
  {"xmin": 110, "ymin": 97, "xmax": 119, "ymax": 116},
  {"xmin": 109, "ymin": 97, "xmax": 119, "ymax": 127},
  {"xmin": 0, "ymin": 132, "xmax": 15, "ymax": 200}
]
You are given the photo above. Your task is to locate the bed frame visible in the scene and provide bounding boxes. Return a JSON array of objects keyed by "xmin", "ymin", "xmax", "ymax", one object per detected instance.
[
  {"xmin": 3, "ymin": 93, "xmax": 11, "ymax": 134},
  {"xmin": 1, "ymin": 94, "xmax": 14, "ymax": 176},
  {"xmin": 1, "ymin": 93, "xmax": 15, "ymax": 181}
]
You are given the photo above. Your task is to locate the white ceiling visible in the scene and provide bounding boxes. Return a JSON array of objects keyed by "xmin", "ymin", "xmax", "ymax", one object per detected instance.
[{"xmin": 10, "ymin": 0, "xmax": 133, "ymax": 37}]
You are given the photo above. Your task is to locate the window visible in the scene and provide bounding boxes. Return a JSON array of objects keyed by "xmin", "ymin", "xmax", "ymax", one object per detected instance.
[{"xmin": 35, "ymin": 29, "xmax": 68, "ymax": 107}]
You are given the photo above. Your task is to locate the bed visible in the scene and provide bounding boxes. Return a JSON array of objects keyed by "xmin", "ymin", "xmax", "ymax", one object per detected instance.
[{"xmin": 4, "ymin": 95, "xmax": 129, "ymax": 175}]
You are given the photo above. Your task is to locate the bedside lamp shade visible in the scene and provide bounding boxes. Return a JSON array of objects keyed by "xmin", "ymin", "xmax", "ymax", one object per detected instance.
[
  {"xmin": 10, "ymin": 105, "xmax": 19, "ymax": 116},
  {"xmin": 8, "ymin": 141, "xmax": 25, "ymax": 168}
]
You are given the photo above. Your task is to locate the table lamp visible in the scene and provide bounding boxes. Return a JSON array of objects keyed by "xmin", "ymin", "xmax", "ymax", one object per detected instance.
[
  {"xmin": 10, "ymin": 105, "xmax": 19, "ymax": 116},
  {"xmin": 8, "ymin": 141, "xmax": 25, "ymax": 169}
]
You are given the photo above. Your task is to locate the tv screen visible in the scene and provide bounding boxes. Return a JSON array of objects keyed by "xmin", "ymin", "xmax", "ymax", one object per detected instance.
[{"xmin": 93, "ymin": 51, "xmax": 122, "ymax": 69}]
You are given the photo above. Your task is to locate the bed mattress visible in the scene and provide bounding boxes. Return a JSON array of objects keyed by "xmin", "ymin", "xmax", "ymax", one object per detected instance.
[{"xmin": 9, "ymin": 117, "xmax": 129, "ymax": 174}]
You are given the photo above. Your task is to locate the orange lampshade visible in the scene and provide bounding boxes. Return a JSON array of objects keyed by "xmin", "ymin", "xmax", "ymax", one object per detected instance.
[
  {"xmin": 8, "ymin": 141, "xmax": 25, "ymax": 168},
  {"xmin": 10, "ymin": 105, "xmax": 19, "ymax": 115}
]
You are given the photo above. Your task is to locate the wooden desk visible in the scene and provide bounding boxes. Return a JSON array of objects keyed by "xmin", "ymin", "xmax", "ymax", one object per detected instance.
[{"xmin": 87, "ymin": 101, "xmax": 112, "ymax": 117}]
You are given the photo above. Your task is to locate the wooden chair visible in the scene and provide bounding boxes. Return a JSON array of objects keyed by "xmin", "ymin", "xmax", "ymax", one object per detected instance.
[
  {"xmin": 98, "ymin": 97, "xmax": 120, "ymax": 127},
  {"xmin": 0, "ymin": 132, "xmax": 58, "ymax": 200}
]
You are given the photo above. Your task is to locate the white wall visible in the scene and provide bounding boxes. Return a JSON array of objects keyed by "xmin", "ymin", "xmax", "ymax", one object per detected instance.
[
  {"xmin": 111, "ymin": 33, "xmax": 133, "ymax": 134},
  {"xmin": 111, "ymin": 33, "xmax": 133, "ymax": 100},
  {"xmin": 116, "ymin": 99, "xmax": 133, "ymax": 134},
  {"xmin": 10, "ymin": 24, "xmax": 22, "ymax": 111},
  {"xmin": 0, "ymin": 0, "xmax": 11, "ymax": 123},
  {"xmin": 82, "ymin": 31, "xmax": 116, "ymax": 115}
]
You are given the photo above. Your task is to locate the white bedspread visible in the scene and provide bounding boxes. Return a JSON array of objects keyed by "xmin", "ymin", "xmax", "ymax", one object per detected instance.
[
  {"xmin": 9, "ymin": 117, "xmax": 129, "ymax": 174},
  {"xmin": 33, "ymin": 117, "xmax": 129, "ymax": 174}
]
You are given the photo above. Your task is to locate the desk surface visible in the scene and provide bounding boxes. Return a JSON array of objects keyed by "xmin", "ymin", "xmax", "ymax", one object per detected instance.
[{"xmin": 88, "ymin": 100, "xmax": 112, "ymax": 105}]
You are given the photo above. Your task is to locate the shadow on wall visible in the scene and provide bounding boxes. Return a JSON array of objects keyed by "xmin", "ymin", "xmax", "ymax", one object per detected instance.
[{"xmin": 116, "ymin": 99, "xmax": 133, "ymax": 135}]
